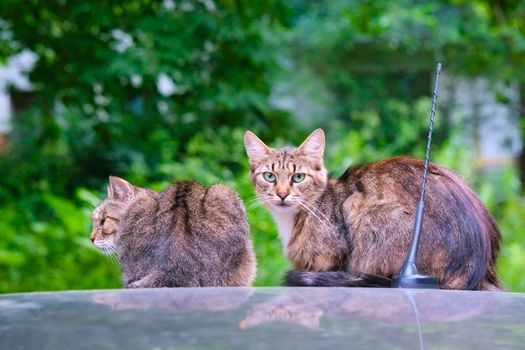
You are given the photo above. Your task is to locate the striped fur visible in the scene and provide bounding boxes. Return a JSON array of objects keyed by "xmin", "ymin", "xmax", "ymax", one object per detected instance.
[
  {"xmin": 90, "ymin": 177, "xmax": 256, "ymax": 288},
  {"xmin": 245, "ymin": 129, "xmax": 502, "ymax": 290},
  {"xmin": 285, "ymin": 271, "xmax": 391, "ymax": 287}
]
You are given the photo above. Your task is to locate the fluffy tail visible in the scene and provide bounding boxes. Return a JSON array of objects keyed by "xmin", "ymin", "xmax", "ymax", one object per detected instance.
[{"xmin": 285, "ymin": 271, "xmax": 392, "ymax": 288}]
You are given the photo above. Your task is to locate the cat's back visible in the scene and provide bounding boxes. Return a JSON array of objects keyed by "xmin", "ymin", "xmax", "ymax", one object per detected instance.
[
  {"xmin": 156, "ymin": 181, "xmax": 255, "ymax": 286},
  {"xmin": 339, "ymin": 156, "xmax": 468, "ymax": 202},
  {"xmin": 337, "ymin": 156, "xmax": 491, "ymax": 226},
  {"xmin": 157, "ymin": 181, "xmax": 249, "ymax": 235},
  {"xmin": 338, "ymin": 156, "xmax": 500, "ymax": 290},
  {"xmin": 340, "ymin": 156, "xmax": 428, "ymax": 193}
]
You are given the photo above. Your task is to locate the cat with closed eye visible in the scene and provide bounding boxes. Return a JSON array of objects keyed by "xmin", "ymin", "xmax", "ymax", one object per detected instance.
[
  {"xmin": 90, "ymin": 177, "xmax": 256, "ymax": 288},
  {"xmin": 244, "ymin": 128, "xmax": 501, "ymax": 290}
]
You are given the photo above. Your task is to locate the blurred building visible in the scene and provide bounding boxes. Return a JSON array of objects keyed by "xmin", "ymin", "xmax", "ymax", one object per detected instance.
[
  {"xmin": 440, "ymin": 75, "xmax": 522, "ymax": 170},
  {"xmin": 0, "ymin": 92, "xmax": 9, "ymax": 153},
  {"xmin": 0, "ymin": 50, "xmax": 36, "ymax": 153},
  {"xmin": 273, "ymin": 71, "xmax": 522, "ymax": 171}
]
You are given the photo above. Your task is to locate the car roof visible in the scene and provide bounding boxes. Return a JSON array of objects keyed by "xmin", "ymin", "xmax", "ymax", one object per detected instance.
[{"xmin": 1, "ymin": 287, "xmax": 524, "ymax": 349}]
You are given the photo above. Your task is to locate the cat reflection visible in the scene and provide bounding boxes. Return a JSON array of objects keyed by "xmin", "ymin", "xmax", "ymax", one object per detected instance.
[
  {"xmin": 93, "ymin": 288, "xmax": 254, "ymax": 312},
  {"xmin": 239, "ymin": 293, "xmax": 323, "ymax": 329},
  {"xmin": 240, "ymin": 289, "xmax": 492, "ymax": 330}
]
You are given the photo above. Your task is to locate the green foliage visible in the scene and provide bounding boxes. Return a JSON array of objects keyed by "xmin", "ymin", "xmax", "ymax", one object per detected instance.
[
  {"xmin": 0, "ymin": 190, "xmax": 120, "ymax": 293},
  {"xmin": 0, "ymin": 0, "xmax": 524, "ymax": 292},
  {"xmin": 0, "ymin": 0, "xmax": 292, "ymax": 194},
  {"xmin": 477, "ymin": 168, "xmax": 525, "ymax": 292}
]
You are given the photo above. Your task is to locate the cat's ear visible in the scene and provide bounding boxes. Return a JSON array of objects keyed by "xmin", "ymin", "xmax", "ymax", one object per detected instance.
[
  {"xmin": 244, "ymin": 131, "xmax": 272, "ymax": 163},
  {"xmin": 298, "ymin": 128, "xmax": 325, "ymax": 159},
  {"xmin": 108, "ymin": 176, "xmax": 137, "ymax": 202}
]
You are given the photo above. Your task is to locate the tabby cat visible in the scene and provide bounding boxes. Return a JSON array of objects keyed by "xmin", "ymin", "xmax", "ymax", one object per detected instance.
[
  {"xmin": 244, "ymin": 129, "xmax": 501, "ymax": 290},
  {"xmin": 90, "ymin": 176, "xmax": 256, "ymax": 288}
]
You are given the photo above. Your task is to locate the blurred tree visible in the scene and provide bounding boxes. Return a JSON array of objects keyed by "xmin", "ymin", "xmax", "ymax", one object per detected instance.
[
  {"xmin": 481, "ymin": 0, "xmax": 525, "ymax": 191},
  {"xmin": 0, "ymin": 0, "xmax": 292, "ymax": 194},
  {"xmin": 280, "ymin": 0, "xmax": 524, "ymax": 161}
]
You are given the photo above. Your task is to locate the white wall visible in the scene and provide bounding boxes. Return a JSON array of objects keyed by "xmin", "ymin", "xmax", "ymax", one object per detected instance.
[
  {"xmin": 0, "ymin": 91, "xmax": 10, "ymax": 133},
  {"xmin": 0, "ymin": 50, "xmax": 37, "ymax": 134},
  {"xmin": 440, "ymin": 75, "xmax": 521, "ymax": 168}
]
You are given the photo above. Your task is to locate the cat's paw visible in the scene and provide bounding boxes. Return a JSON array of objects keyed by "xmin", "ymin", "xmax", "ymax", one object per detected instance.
[
  {"xmin": 126, "ymin": 274, "xmax": 157, "ymax": 288},
  {"xmin": 127, "ymin": 280, "xmax": 145, "ymax": 288}
]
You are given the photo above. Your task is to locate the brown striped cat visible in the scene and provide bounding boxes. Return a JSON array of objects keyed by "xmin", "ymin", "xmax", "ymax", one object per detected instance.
[
  {"xmin": 90, "ymin": 177, "xmax": 256, "ymax": 288},
  {"xmin": 244, "ymin": 129, "xmax": 501, "ymax": 290}
]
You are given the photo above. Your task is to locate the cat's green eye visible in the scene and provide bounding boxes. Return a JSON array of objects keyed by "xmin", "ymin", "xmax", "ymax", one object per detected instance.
[
  {"xmin": 263, "ymin": 172, "xmax": 276, "ymax": 183},
  {"xmin": 292, "ymin": 173, "xmax": 306, "ymax": 183}
]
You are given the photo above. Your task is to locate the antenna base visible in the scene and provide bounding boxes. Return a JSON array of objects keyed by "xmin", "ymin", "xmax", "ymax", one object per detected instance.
[{"xmin": 391, "ymin": 274, "xmax": 440, "ymax": 289}]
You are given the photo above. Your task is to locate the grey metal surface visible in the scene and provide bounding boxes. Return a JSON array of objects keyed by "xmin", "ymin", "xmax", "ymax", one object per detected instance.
[{"xmin": 1, "ymin": 287, "xmax": 524, "ymax": 350}]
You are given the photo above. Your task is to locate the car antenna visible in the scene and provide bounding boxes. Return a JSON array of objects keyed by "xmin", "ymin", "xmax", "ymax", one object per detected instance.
[{"xmin": 391, "ymin": 63, "xmax": 442, "ymax": 289}]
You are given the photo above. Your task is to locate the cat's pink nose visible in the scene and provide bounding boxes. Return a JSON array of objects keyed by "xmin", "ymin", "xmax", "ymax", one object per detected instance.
[{"xmin": 277, "ymin": 192, "xmax": 289, "ymax": 200}]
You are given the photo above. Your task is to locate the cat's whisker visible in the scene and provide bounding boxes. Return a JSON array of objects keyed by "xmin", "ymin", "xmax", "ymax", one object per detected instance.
[
  {"xmin": 104, "ymin": 250, "xmax": 115, "ymax": 265},
  {"xmin": 107, "ymin": 253, "xmax": 116, "ymax": 267},
  {"xmin": 246, "ymin": 197, "xmax": 262, "ymax": 205},
  {"xmin": 247, "ymin": 204, "xmax": 264, "ymax": 211},
  {"xmin": 305, "ymin": 202, "xmax": 331, "ymax": 225},
  {"xmin": 247, "ymin": 197, "xmax": 271, "ymax": 211},
  {"xmin": 111, "ymin": 254, "xmax": 121, "ymax": 268},
  {"xmin": 303, "ymin": 198, "xmax": 330, "ymax": 216},
  {"xmin": 110, "ymin": 253, "xmax": 121, "ymax": 268},
  {"xmin": 247, "ymin": 199, "xmax": 264, "ymax": 210},
  {"xmin": 100, "ymin": 242, "xmax": 120, "ymax": 268},
  {"xmin": 247, "ymin": 195, "xmax": 280, "ymax": 211},
  {"xmin": 298, "ymin": 202, "xmax": 332, "ymax": 234},
  {"xmin": 299, "ymin": 199, "xmax": 332, "ymax": 224}
]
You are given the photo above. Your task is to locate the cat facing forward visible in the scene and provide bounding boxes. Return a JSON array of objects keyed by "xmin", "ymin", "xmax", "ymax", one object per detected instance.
[
  {"xmin": 90, "ymin": 177, "xmax": 256, "ymax": 288},
  {"xmin": 244, "ymin": 129, "xmax": 501, "ymax": 290}
]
